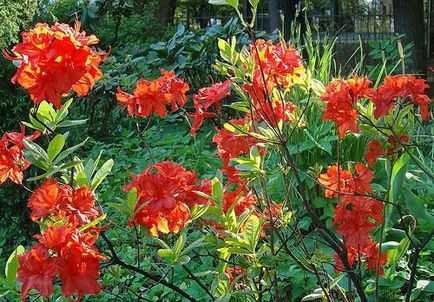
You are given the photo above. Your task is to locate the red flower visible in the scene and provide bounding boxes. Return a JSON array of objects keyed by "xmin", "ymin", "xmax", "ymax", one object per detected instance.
[
  {"xmin": 225, "ymin": 265, "xmax": 245, "ymax": 283},
  {"xmin": 387, "ymin": 134, "xmax": 410, "ymax": 155},
  {"xmin": 28, "ymin": 179, "xmax": 100, "ymax": 226},
  {"xmin": 334, "ymin": 195, "xmax": 384, "ymax": 248},
  {"xmin": 61, "ymin": 185, "xmax": 100, "ymax": 226},
  {"xmin": 222, "ymin": 186, "xmax": 257, "ymax": 215},
  {"xmin": 117, "ymin": 70, "xmax": 189, "ymax": 118},
  {"xmin": 2, "ymin": 124, "xmax": 41, "ymax": 150},
  {"xmin": 0, "ymin": 145, "xmax": 30, "ymax": 185},
  {"xmin": 28, "ymin": 179, "xmax": 65, "ymax": 221},
  {"xmin": 321, "ymin": 77, "xmax": 372, "ymax": 138},
  {"xmin": 244, "ymin": 79, "xmax": 296, "ymax": 126},
  {"xmin": 124, "ymin": 161, "xmax": 200, "ymax": 236},
  {"xmin": 213, "ymin": 118, "xmax": 260, "ymax": 168},
  {"xmin": 318, "ymin": 165, "xmax": 355, "ymax": 198},
  {"xmin": 0, "ymin": 126, "xmax": 40, "ymax": 185},
  {"xmin": 363, "ymin": 240, "xmax": 387, "ymax": 275},
  {"xmin": 353, "ymin": 162, "xmax": 374, "ymax": 195},
  {"xmin": 194, "ymin": 80, "xmax": 231, "ymax": 111},
  {"xmin": 17, "ymin": 244, "xmax": 59, "ymax": 301},
  {"xmin": 333, "ymin": 240, "xmax": 387, "ymax": 275},
  {"xmin": 365, "ymin": 141, "xmax": 385, "ymax": 167},
  {"xmin": 371, "ymin": 75, "xmax": 431, "ymax": 121},
  {"xmin": 250, "ymin": 39, "xmax": 304, "ymax": 89},
  {"xmin": 333, "ymin": 246, "xmax": 357, "ymax": 273},
  {"xmin": 36, "ymin": 224, "xmax": 76, "ymax": 253},
  {"xmin": 58, "ymin": 241, "xmax": 102, "ymax": 299},
  {"xmin": 4, "ymin": 21, "xmax": 105, "ymax": 108},
  {"xmin": 190, "ymin": 100, "xmax": 215, "ymax": 137}
]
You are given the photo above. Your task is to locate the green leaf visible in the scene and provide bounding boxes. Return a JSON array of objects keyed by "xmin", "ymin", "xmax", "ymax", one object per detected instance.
[
  {"xmin": 389, "ymin": 153, "xmax": 409, "ymax": 203},
  {"xmin": 47, "ymin": 134, "xmax": 65, "ymax": 161},
  {"xmin": 404, "ymin": 188, "xmax": 434, "ymax": 227},
  {"xmin": 175, "ymin": 233, "xmax": 186, "ymax": 255},
  {"xmin": 243, "ymin": 214, "xmax": 261, "ymax": 252},
  {"xmin": 78, "ymin": 213, "xmax": 107, "ymax": 232},
  {"xmin": 190, "ymin": 203, "xmax": 210, "ymax": 220},
  {"xmin": 55, "ymin": 98, "xmax": 73, "ymax": 123},
  {"xmin": 126, "ymin": 188, "xmax": 138, "ymax": 218},
  {"xmin": 5, "ymin": 245, "xmax": 25, "ymax": 285},
  {"xmin": 387, "ymin": 237, "xmax": 410, "ymax": 264},
  {"xmin": 209, "ymin": 0, "xmax": 228, "ymax": 6},
  {"xmin": 57, "ymin": 119, "xmax": 89, "ymax": 128},
  {"xmin": 212, "ymin": 177, "xmax": 223, "ymax": 207},
  {"xmin": 23, "ymin": 139, "xmax": 49, "ymax": 161},
  {"xmin": 158, "ymin": 249, "xmax": 176, "ymax": 262},
  {"xmin": 37, "ymin": 101, "xmax": 56, "ymax": 122},
  {"xmin": 53, "ymin": 138, "xmax": 89, "ymax": 165},
  {"xmin": 386, "ymin": 153, "xmax": 409, "ymax": 226},
  {"xmin": 176, "ymin": 255, "xmax": 190, "ymax": 265},
  {"xmin": 90, "ymin": 159, "xmax": 114, "ymax": 191},
  {"xmin": 225, "ymin": 0, "xmax": 239, "ymax": 10}
]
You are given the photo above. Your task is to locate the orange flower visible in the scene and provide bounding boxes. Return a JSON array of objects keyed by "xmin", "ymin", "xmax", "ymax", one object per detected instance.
[
  {"xmin": 117, "ymin": 69, "xmax": 189, "ymax": 118},
  {"xmin": 17, "ymin": 244, "xmax": 59, "ymax": 301},
  {"xmin": 28, "ymin": 179, "xmax": 101, "ymax": 226},
  {"xmin": 212, "ymin": 118, "xmax": 260, "ymax": 168},
  {"xmin": 244, "ymin": 78, "xmax": 296, "ymax": 126},
  {"xmin": 190, "ymin": 100, "xmax": 215, "ymax": 137},
  {"xmin": 0, "ymin": 126, "xmax": 40, "ymax": 185},
  {"xmin": 371, "ymin": 75, "xmax": 431, "ymax": 121},
  {"xmin": 250, "ymin": 39, "xmax": 304, "ymax": 89},
  {"xmin": 365, "ymin": 141, "xmax": 385, "ymax": 167},
  {"xmin": 28, "ymin": 178, "xmax": 65, "ymax": 221},
  {"xmin": 124, "ymin": 161, "xmax": 200, "ymax": 236},
  {"xmin": 58, "ymin": 239, "xmax": 103, "ymax": 299},
  {"xmin": 2, "ymin": 124, "xmax": 41, "ymax": 150},
  {"xmin": 353, "ymin": 162, "xmax": 374, "ymax": 195},
  {"xmin": 225, "ymin": 265, "xmax": 245, "ymax": 283},
  {"xmin": 20, "ymin": 223, "xmax": 105, "ymax": 301},
  {"xmin": 334, "ymin": 195, "xmax": 384, "ymax": 248},
  {"xmin": 318, "ymin": 165, "xmax": 355, "ymax": 198},
  {"xmin": 4, "ymin": 21, "xmax": 105, "ymax": 108},
  {"xmin": 0, "ymin": 145, "xmax": 30, "ymax": 185},
  {"xmin": 193, "ymin": 80, "xmax": 231, "ymax": 111},
  {"xmin": 321, "ymin": 77, "xmax": 372, "ymax": 138}
]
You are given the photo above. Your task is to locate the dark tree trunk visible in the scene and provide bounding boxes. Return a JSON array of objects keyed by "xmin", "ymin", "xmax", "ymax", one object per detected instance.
[
  {"xmin": 268, "ymin": 0, "xmax": 297, "ymax": 40},
  {"xmin": 268, "ymin": 0, "xmax": 281, "ymax": 34},
  {"xmin": 243, "ymin": 0, "xmax": 253, "ymax": 24},
  {"xmin": 157, "ymin": 0, "xmax": 177, "ymax": 24},
  {"xmin": 393, "ymin": 0, "xmax": 426, "ymax": 74},
  {"xmin": 330, "ymin": 0, "xmax": 340, "ymax": 32}
]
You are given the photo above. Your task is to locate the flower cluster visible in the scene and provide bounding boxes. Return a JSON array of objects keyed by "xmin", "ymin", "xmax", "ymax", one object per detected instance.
[
  {"xmin": 321, "ymin": 77, "xmax": 372, "ymax": 138},
  {"xmin": 4, "ymin": 21, "xmax": 105, "ymax": 108},
  {"xmin": 0, "ymin": 125, "xmax": 40, "ymax": 185},
  {"xmin": 124, "ymin": 161, "xmax": 203, "ymax": 236},
  {"xmin": 371, "ymin": 75, "xmax": 431, "ymax": 121},
  {"xmin": 17, "ymin": 179, "xmax": 104, "ymax": 301},
  {"xmin": 117, "ymin": 70, "xmax": 189, "ymax": 118},
  {"xmin": 190, "ymin": 80, "xmax": 232, "ymax": 136},
  {"xmin": 321, "ymin": 75, "xmax": 432, "ymax": 138},
  {"xmin": 241, "ymin": 40, "xmax": 303, "ymax": 127},
  {"xmin": 213, "ymin": 118, "xmax": 261, "ymax": 173},
  {"xmin": 250, "ymin": 39, "xmax": 305, "ymax": 90},
  {"xmin": 365, "ymin": 134, "xmax": 410, "ymax": 166},
  {"xmin": 318, "ymin": 163, "xmax": 386, "ymax": 273}
]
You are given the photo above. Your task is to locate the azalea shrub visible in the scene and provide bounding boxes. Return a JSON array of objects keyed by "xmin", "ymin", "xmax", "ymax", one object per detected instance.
[{"xmin": 1, "ymin": 1, "xmax": 434, "ymax": 302}]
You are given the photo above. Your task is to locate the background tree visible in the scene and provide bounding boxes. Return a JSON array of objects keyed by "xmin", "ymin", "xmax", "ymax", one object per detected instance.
[
  {"xmin": 393, "ymin": 0, "xmax": 426, "ymax": 74},
  {"xmin": 268, "ymin": 0, "xmax": 297, "ymax": 40}
]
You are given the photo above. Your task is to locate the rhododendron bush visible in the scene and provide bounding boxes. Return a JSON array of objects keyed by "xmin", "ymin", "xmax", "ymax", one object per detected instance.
[{"xmin": 1, "ymin": 1, "xmax": 433, "ymax": 302}]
